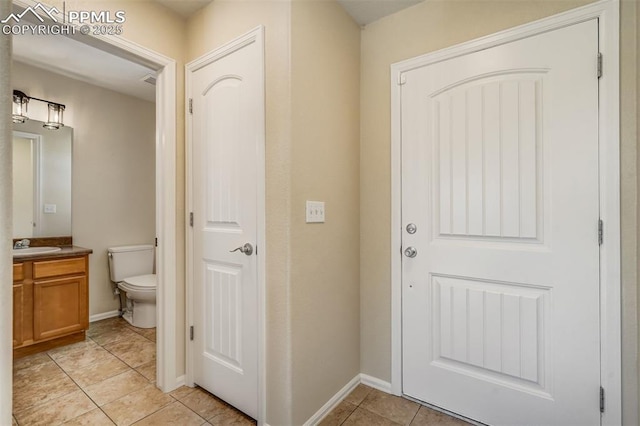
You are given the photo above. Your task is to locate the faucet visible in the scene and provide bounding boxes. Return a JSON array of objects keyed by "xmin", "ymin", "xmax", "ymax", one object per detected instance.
[{"xmin": 13, "ymin": 239, "xmax": 30, "ymax": 249}]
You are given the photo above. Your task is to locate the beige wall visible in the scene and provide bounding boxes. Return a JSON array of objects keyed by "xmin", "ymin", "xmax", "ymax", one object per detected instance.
[
  {"xmin": 187, "ymin": 2, "xmax": 294, "ymax": 424},
  {"xmin": 637, "ymin": 0, "xmax": 640, "ymax": 421},
  {"xmin": 12, "ymin": 62, "xmax": 156, "ymax": 318},
  {"xmin": 290, "ymin": 1, "xmax": 360, "ymax": 424},
  {"xmin": 621, "ymin": 1, "xmax": 639, "ymax": 424},
  {"xmin": 360, "ymin": 1, "xmax": 638, "ymax": 424}
]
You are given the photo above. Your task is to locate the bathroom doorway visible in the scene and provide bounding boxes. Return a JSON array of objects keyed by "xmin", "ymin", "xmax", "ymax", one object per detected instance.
[{"xmin": 10, "ymin": 0, "xmax": 179, "ymax": 393}]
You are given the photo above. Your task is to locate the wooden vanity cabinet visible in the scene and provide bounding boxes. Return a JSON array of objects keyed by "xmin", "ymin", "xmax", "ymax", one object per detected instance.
[{"xmin": 13, "ymin": 254, "xmax": 90, "ymax": 358}]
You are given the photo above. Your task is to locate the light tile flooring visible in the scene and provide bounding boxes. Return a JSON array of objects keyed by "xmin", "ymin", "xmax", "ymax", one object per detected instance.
[
  {"xmin": 13, "ymin": 317, "xmax": 469, "ymax": 426},
  {"xmin": 321, "ymin": 385, "xmax": 470, "ymax": 426},
  {"xmin": 12, "ymin": 317, "xmax": 255, "ymax": 425}
]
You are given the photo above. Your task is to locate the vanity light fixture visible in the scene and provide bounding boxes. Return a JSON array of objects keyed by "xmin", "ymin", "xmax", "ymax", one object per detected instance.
[
  {"xmin": 12, "ymin": 90, "xmax": 28, "ymax": 123},
  {"xmin": 44, "ymin": 103, "xmax": 65, "ymax": 130},
  {"xmin": 12, "ymin": 90, "xmax": 66, "ymax": 129}
]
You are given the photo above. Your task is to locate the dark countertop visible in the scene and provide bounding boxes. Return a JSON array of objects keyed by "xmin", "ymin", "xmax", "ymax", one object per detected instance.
[{"xmin": 13, "ymin": 246, "xmax": 93, "ymax": 262}]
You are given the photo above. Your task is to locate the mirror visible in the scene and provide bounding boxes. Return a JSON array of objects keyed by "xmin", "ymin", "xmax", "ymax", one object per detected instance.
[{"xmin": 12, "ymin": 120, "xmax": 72, "ymax": 238}]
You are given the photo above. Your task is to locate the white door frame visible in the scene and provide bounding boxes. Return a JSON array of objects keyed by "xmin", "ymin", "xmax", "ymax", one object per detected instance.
[
  {"xmin": 185, "ymin": 26, "xmax": 266, "ymax": 425},
  {"xmin": 13, "ymin": 0, "xmax": 180, "ymax": 392},
  {"xmin": 390, "ymin": 0, "xmax": 621, "ymax": 423}
]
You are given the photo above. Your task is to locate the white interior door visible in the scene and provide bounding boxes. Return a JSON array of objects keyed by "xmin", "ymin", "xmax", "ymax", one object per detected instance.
[
  {"xmin": 189, "ymin": 30, "xmax": 263, "ymax": 419},
  {"xmin": 401, "ymin": 20, "xmax": 600, "ymax": 425}
]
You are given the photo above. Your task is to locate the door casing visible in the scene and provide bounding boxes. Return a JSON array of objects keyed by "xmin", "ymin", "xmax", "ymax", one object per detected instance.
[
  {"xmin": 185, "ymin": 26, "xmax": 267, "ymax": 425},
  {"xmin": 390, "ymin": 1, "xmax": 621, "ymax": 423}
]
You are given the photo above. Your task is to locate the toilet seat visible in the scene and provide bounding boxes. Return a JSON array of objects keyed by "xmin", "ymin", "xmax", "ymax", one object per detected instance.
[{"xmin": 121, "ymin": 274, "xmax": 156, "ymax": 291}]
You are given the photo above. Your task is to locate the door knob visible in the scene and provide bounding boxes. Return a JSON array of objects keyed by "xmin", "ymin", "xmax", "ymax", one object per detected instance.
[
  {"xmin": 404, "ymin": 246, "xmax": 417, "ymax": 258},
  {"xmin": 230, "ymin": 243, "xmax": 254, "ymax": 256}
]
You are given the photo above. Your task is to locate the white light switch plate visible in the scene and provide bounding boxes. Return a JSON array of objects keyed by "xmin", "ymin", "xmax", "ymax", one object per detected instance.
[
  {"xmin": 306, "ymin": 201, "xmax": 325, "ymax": 223},
  {"xmin": 44, "ymin": 204, "xmax": 56, "ymax": 214}
]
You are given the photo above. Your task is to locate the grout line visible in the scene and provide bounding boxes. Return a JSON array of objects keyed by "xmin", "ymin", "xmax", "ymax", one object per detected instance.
[
  {"xmin": 176, "ymin": 400, "xmax": 210, "ymax": 424},
  {"xmin": 408, "ymin": 406, "xmax": 420, "ymax": 425},
  {"xmin": 17, "ymin": 319, "xmax": 240, "ymax": 425},
  {"xmin": 13, "ymin": 318, "xmax": 159, "ymax": 425},
  {"xmin": 13, "ymin": 352, "xmax": 82, "ymax": 419},
  {"xmin": 100, "ymin": 405, "xmax": 118, "ymax": 425}
]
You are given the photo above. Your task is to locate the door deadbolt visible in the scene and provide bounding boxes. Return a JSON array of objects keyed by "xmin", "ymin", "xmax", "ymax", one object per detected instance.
[
  {"xmin": 404, "ymin": 246, "xmax": 417, "ymax": 258},
  {"xmin": 230, "ymin": 243, "xmax": 254, "ymax": 256},
  {"xmin": 406, "ymin": 223, "xmax": 417, "ymax": 234}
]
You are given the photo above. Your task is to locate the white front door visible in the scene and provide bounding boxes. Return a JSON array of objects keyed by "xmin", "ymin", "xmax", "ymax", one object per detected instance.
[
  {"xmin": 401, "ymin": 20, "xmax": 600, "ymax": 425},
  {"xmin": 189, "ymin": 30, "xmax": 264, "ymax": 419}
]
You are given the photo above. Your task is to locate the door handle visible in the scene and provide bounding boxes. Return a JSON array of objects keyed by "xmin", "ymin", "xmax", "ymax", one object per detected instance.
[
  {"xmin": 404, "ymin": 246, "xmax": 417, "ymax": 258},
  {"xmin": 230, "ymin": 243, "xmax": 254, "ymax": 256}
]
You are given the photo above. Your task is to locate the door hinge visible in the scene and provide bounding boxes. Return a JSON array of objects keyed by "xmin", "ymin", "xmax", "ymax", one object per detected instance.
[
  {"xmin": 597, "ymin": 53, "xmax": 603, "ymax": 79},
  {"xmin": 190, "ymin": 326, "xmax": 194, "ymax": 341},
  {"xmin": 189, "ymin": 212, "xmax": 194, "ymax": 227},
  {"xmin": 398, "ymin": 73, "xmax": 406, "ymax": 86},
  {"xmin": 600, "ymin": 386, "xmax": 605, "ymax": 413},
  {"xmin": 598, "ymin": 219, "xmax": 603, "ymax": 245},
  {"xmin": 155, "ymin": 237, "xmax": 158, "ymax": 247},
  {"xmin": 189, "ymin": 98, "xmax": 193, "ymax": 114}
]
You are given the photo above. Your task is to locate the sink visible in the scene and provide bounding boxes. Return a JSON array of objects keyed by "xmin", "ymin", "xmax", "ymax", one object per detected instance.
[{"xmin": 13, "ymin": 247, "xmax": 62, "ymax": 256}]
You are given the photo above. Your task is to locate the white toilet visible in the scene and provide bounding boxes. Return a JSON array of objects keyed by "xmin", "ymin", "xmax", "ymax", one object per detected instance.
[{"xmin": 107, "ymin": 244, "xmax": 156, "ymax": 328}]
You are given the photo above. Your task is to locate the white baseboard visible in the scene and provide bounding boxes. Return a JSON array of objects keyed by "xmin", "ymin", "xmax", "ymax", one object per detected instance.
[
  {"xmin": 89, "ymin": 310, "xmax": 120, "ymax": 322},
  {"xmin": 174, "ymin": 374, "xmax": 186, "ymax": 388},
  {"xmin": 360, "ymin": 374, "xmax": 392, "ymax": 393},
  {"xmin": 303, "ymin": 374, "xmax": 361, "ymax": 426}
]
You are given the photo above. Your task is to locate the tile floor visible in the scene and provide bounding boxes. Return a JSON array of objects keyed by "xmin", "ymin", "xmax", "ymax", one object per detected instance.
[
  {"xmin": 13, "ymin": 317, "xmax": 469, "ymax": 426},
  {"xmin": 321, "ymin": 385, "xmax": 470, "ymax": 426},
  {"xmin": 12, "ymin": 317, "xmax": 255, "ymax": 425}
]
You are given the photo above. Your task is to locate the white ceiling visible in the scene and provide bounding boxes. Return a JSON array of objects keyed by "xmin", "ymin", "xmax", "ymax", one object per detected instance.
[
  {"xmin": 154, "ymin": 0, "xmax": 213, "ymax": 18},
  {"xmin": 337, "ymin": 0, "xmax": 424, "ymax": 26},
  {"xmin": 154, "ymin": 0, "xmax": 424, "ymax": 26},
  {"xmin": 12, "ymin": 34, "xmax": 157, "ymax": 102}
]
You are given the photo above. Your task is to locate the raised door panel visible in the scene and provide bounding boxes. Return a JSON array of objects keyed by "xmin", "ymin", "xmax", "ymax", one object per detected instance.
[
  {"xmin": 33, "ymin": 275, "xmax": 88, "ymax": 341},
  {"xmin": 204, "ymin": 262, "xmax": 244, "ymax": 372},
  {"xmin": 432, "ymin": 76, "xmax": 542, "ymax": 242}
]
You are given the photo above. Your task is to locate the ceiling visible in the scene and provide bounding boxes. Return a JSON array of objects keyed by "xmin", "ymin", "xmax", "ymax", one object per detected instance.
[
  {"xmin": 12, "ymin": 0, "xmax": 425, "ymax": 105},
  {"xmin": 337, "ymin": 0, "xmax": 423, "ymax": 26},
  {"xmin": 154, "ymin": 0, "xmax": 213, "ymax": 18},
  {"xmin": 12, "ymin": 34, "xmax": 157, "ymax": 102},
  {"xmin": 154, "ymin": 0, "xmax": 424, "ymax": 26}
]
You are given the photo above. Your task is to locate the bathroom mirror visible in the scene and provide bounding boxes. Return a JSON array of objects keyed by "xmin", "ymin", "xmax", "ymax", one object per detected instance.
[{"xmin": 12, "ymin": 120, "xmax": 72, "ymax": 238}]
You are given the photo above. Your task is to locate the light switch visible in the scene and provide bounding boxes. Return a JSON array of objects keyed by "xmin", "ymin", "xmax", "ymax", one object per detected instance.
[
  {"xmin": 306, "ymin": 201, "xmax": 325, "ymax": 223},
  {"xmin": 44, "ymin": 204, "xmax": 56, "ymax": 214}
]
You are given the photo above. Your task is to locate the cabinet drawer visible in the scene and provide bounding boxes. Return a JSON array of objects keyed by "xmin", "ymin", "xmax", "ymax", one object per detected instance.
[
  {"xmin": 13, "ymin": 264, "xmax": 24, "ymax": 282},
  {"xmin": 33, "ymin": 257, "xmax": 86, "ymax": 279}
]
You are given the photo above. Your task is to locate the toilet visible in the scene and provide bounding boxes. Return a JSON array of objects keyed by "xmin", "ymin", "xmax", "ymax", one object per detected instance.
[{"xmin": 107, "ymin": 244, "xmax": 156, "ymax": 328}]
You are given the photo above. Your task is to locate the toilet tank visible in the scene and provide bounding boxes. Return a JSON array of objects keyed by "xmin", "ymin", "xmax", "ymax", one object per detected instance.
[{"xmin": 108, "ymin": 244, "xmax": 154, "ymax": 282}]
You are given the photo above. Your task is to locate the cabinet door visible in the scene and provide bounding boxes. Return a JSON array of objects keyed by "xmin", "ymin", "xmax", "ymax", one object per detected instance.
[
  {"xmin": 13, "ymin": 284, "xmax": 23, "ymax": 347},
  {"xmin": 33, "ymin": 276, "xmax": 88, "ymax": 341}
]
